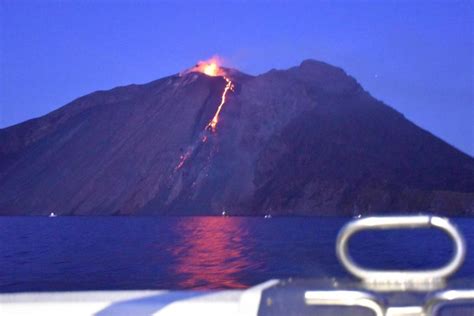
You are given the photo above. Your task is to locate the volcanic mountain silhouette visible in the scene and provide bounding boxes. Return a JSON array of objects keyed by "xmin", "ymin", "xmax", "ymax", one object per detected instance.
[{"xmin": 1, "ymin": 60, "xmax": 473, "ymax": 215}]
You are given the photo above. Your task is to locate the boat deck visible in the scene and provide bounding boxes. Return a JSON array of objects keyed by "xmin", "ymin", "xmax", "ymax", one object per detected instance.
[{"xmin": 0, "ymin": 280, "xmax": 278, "ymax": 316}]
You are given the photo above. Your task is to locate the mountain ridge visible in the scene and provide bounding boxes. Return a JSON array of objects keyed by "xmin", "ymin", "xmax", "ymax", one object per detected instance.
[{"xmin": 1, "ymin": 59, "xmax": 473, "ymax": 215}]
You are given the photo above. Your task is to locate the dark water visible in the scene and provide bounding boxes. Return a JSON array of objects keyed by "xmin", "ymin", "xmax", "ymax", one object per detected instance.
[{"xmin": 0, "ymin": 217, "xmax": 473, "ymax": 293}]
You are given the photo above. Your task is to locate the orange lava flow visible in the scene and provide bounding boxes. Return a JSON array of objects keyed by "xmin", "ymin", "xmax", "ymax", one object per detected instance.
[
  {"xmin": 176, "ymin": 152, "xmax": 190, "ymax": 170},
  {"xmin": 206, "ymin": 77, "xmax": 234, "ymax": 132},
  {"xmin": 174, "ymin": 58, "xmax": 234, "ymax": 170}
]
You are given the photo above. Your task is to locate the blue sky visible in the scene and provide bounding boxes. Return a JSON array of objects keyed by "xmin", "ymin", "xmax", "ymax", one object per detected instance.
[{"xmin": 1, "ymin": 0, "xmax": 472, "ymax": 154}]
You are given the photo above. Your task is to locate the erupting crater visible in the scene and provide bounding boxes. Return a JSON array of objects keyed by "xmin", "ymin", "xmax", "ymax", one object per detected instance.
[
  {"xmin": 188, "ymin": 58, "xmax": 235, "ymax": 132},
  {"xmin": 175, "ymin": 58, "xmax": 235, "ymax": 170}
]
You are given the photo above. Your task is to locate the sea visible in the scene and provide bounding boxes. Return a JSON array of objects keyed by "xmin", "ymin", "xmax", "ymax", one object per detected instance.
[{"xmin": 1, "ymin": 216, "xmax": 473, "ymax": 292}]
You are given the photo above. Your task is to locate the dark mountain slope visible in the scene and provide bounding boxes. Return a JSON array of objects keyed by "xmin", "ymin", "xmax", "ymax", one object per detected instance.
[
  {"xmin": 252, "ymin": 91, "xmax": 473, "ymax": 215},
  {"xmin": 0, "ymin": 60, "xmax": 473, "ymax": 215}
]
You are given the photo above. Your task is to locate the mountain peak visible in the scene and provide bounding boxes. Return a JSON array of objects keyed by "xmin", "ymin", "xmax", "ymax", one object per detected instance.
[
  {"xmin": 299, "ymin": 58, "xmax": 335, "ymax": 68},
  {"xmin": 0, "ymin": 59, "xmax": 473, "ymax": 216},
  {"xmin": 281, "ymin": 59, "xmax": 361, "ymax": 95}
]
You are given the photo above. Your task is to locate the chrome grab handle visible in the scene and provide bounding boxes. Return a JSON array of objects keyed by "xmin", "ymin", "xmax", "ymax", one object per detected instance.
[
  {"xmin": 305, "ymin": 215, "xmax": 472, "ymax": 315},
  {"xmin": 305, "ymin": 289, "xmax": 474, "ymax": 316},
  {"xmin": 425, "ymin": 290, "xmax": 474, "ymax": 315},
  {"xmin": 305, "ymin": 291, "xmax": 385, "ymax": 316},
  {"xmin": 336, "ymin": 216, "xmax": 466, "ymax": 287}
]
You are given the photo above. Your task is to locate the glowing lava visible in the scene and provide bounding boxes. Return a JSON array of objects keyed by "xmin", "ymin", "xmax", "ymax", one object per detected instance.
[
  {"xmin": 191, "ymin": 58, "xmax": 226, "ymax": 77},
  {"xmin": 206, "ymin": 77, "xmax": 234, "ymax": 132},
  {"xmin": 194, "ymin": 58, "xmax": 235, "ymax": 132},
  {"xmin": 203, "ymin": 63, "xmax": 219, "ymax": 76},
  {"xmin": 175, "ymin": 58, "xmax": 234, "ymax": 170},
  {"xmin": 176, "ymin": 151, "xmax": 192, "ymax": 170}
]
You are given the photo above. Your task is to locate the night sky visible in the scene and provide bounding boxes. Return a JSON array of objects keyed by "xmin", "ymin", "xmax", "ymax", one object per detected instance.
[{"xmin": 1, "ymin": 1, "xmax": 472, "ymax": 154}]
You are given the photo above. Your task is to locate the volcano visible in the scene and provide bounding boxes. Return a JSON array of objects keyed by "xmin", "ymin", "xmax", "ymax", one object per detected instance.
[{"xmin": 1, "ymin": 60, "xmax": 473, "ymax": 215}]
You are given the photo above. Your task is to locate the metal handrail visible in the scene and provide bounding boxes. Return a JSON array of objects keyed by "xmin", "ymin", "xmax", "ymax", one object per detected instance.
[
  {"xmin": 425, "ymin": 290, "xmax": 474, "ymax": 315},
  {"xmin": 335, "ymin": 216, "xmax": 466, "ymax": 288},
  {"xmin": 305, "ymin": 290, "xmax": 385, "ymax": 316},
  {"xmin": 304, "ymin": 215, "xmax": 472, "ymax": 315}
]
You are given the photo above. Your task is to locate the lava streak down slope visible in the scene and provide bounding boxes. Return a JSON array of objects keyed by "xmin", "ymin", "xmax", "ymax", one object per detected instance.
[{"xmin": 0, "ymin": 59, "xmax": 473, "ymax": 215}]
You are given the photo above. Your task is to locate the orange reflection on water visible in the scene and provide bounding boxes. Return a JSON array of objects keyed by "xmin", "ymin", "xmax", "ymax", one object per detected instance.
[{"xmin": 170, "ymin": 217, "xmax": 254, "ymax": 289}]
